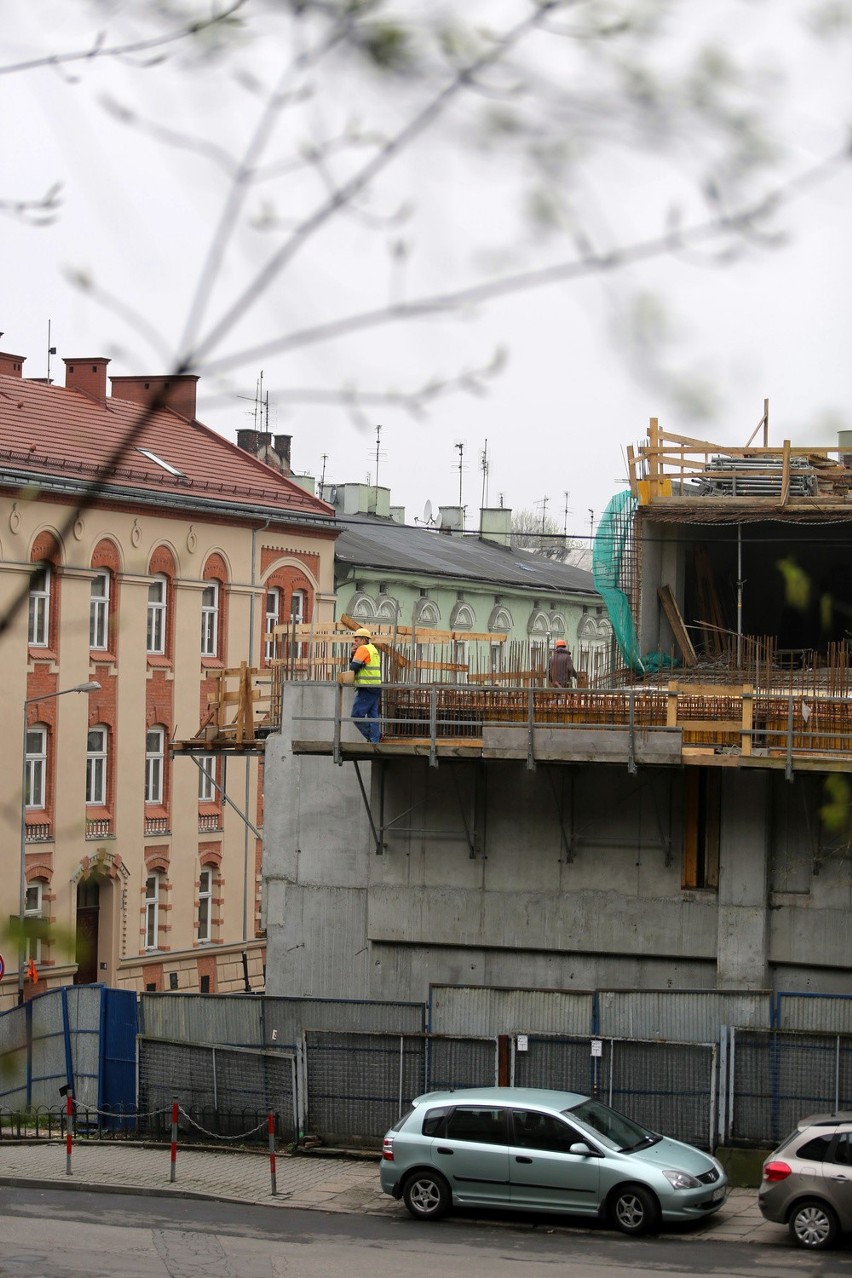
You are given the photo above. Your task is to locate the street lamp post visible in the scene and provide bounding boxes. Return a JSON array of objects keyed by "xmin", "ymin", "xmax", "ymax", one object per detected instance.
[{"xmin": 19, "ymin": 680, "xmax": 100, "ymax": 1006}]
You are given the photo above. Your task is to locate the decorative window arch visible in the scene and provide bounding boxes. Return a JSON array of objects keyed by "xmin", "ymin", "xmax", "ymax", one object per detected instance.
[
  {"xmin": 376, "ymin": 595, "xmax": 400, "ymax": 623},
  {"xmin": 345, "ymin": 591, "xmax": 377, "ymax": 622},
  {"xmin": 487, "ymin": 604, "xmax": 513, "ymax": 633},
  {"xmin": 527, "ymin": 609, "xmax": 550, "ymax": 637},
  {"xmin": 412, "ymin": 597, "xmax": 440, "ymax": 627},
  {"xmin": 548, "ymin": 612, "xmax": 567, "ymax": 640},
  {"xmin": 449, "ymin": 600, "xmax": 476, "ymax": 630}
]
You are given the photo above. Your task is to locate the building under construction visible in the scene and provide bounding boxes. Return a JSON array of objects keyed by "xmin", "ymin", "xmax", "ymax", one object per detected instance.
[{"xmin": 192, "ymin": 414, "xmax": 852, "ymax": 1003}]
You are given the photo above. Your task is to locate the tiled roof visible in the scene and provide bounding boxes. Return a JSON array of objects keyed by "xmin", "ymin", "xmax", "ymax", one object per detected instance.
[
  {"xmin": 0, "ymin": 374, "xmax": 334, "ymax": 520},
  {"xmin": 335, "ymin": 513, "xmax": 598, "ymax": 595}
]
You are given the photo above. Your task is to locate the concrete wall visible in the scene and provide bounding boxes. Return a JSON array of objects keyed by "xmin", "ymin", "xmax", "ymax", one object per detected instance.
[{"xmin": 263, "ymin": 686, "xmax": 851, "ymax": 1001}]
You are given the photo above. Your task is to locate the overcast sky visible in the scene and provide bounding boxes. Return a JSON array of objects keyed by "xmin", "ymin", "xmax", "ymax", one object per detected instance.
[{"xmin": 3, "ymin": 0, "xmax": 852, "ymax": 541}]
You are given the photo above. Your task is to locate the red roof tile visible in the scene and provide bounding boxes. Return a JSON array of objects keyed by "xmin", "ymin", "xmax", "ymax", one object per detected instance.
[{"xmin": 0, "ymin": 373, "xmax": 334, "ymax": 520}]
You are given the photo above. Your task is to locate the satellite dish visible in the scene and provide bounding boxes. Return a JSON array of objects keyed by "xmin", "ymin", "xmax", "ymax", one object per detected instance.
[{"xmin": 423, "ymin": 499, "xmax": 433, "ymax": 524}]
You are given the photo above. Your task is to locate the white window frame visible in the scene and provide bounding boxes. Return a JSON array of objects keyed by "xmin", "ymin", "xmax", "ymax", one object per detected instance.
[
  {"xmin": 89, "ymin": 570, "xmax": 110, "ymax": 650},
  {"xmin": 145, "ymin": 727, "xmax": 165, "ymax": 805},
  {"xmin": 197, "ymin": 754, "xmax": 216, "ymax": 802},
  {"xmin": 264, "ymin": 587, "xmax": 281, "ymax": 661},
  {"xmin": 147, "ymin": 575, "xmax": 167, "ymax": 655},
  {"xmin": 25, "ymin": 725, "xmax": 47, "ymax": 809},
  {"xmin": 490, "ymin": 642, "xmax": 504, "ymax": 676},
  {"xmin": 28, "ymin": 566, "xmax": 50, "ymax": 647},
  {"xmin": 200, "ymin": 581, "xmax": 219, "ymax": 657},
  {"xmin": 24, "ymin": 880, "xmax": 44, "ymax": 964},
  {"xmin": 197, "ymin": 867, "xmax": 213, "ymax": 943},
  {"xmin": 86, "ymin": 725, "xmax": 108, "ymax": 806},
  {"xmin": 453, "ymin": 639, "xmax": 468, "ymax": 684},
  {"xmin": 291, "ymin": 589, "xmax": 305, "ymax": 624},
  {"xmin": 144, "ymin": 873, "xmax": 160, "ymax": 950}
]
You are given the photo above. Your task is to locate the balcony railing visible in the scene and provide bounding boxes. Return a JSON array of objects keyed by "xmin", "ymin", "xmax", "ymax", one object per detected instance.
[
  {"xmin": 85, "ymin": 818, "xmax": 112, "ymax": 840},
  {"xmin": 198, "ymin": 813, "xmax": 223, "ymax": 832},
  {"xmin": 24, "ymin": 822, "xmax": 52, "ymax": 843},
  {"xmin": 144, "ymin": 817, "xmax": 169, "ymax": 837}
]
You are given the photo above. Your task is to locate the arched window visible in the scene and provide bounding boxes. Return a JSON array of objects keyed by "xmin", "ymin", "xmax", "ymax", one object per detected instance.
[
  {"xmin": 25, "ymin": 725, "xmax": 47, "ymax": 809},
  {"xmin": 144, "ymin": 872, "xmax": 161, "ymax": 950},
  {"xmin": 147, "ymin": 575, "xmax": 168, "ymax": 654},
  {"xmin": 197, "ymin": 867, "xmax": 213, "ymax": 943},
  {"xmin": 90, "ymin": 571, "xmax": 111, "ymax": 650},
  {"xmin": 86, "ymin": 726, "xmax": 108, "ymax": 806},
  {"xmin": 200, "ymin": 581, "xmax": 220, "ymax": 656},
  {"xmin": 28, "ymin": 566, "xmax": 51, "ymax": 647},
  {"xmin": 145, "ymin": 727, "xmax": 165, "ymax": 805},
  {"xmin": 487, "ymin": 604, "xmax": 513, "ymax": 632},
  {"xmin": 377, "ymin": 595, "xmax": 400, "ymax": 623}
]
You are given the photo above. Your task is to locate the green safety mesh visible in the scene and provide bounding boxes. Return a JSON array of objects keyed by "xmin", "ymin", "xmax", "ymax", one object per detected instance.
[{"xmin": 592, "ymin": 490, "xmax": 676, "ymax": 676}]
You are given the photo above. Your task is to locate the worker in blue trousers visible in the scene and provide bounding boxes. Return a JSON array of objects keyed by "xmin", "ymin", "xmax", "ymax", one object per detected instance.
[{"xmin": 338, "ymin": 626, "xmax": 382, "ymax": 743}]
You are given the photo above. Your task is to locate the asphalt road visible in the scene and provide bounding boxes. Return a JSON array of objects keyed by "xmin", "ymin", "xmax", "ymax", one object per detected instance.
[{"xmin": 1, "ymin": 1189, "xmax": 851, "ymax": 1278}]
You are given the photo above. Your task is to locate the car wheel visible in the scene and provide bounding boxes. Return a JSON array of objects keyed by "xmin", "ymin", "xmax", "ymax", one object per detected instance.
[
  {"xmin": 788, "ymin": 1199, "xmax": 839, "ymax": 1250},
  {"xmin": 610, "ymin": 1184, "xmax": 660, "ymax": 1236},
  {"xmin": 402, "ymin": 1170, "xmax": 451, "ymax": 1221}
]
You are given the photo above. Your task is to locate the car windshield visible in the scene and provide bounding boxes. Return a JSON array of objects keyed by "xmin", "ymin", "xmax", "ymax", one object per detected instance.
[{"xmin": 566, "ymin": 1098, "xmax": 660, "ymax": 1153}]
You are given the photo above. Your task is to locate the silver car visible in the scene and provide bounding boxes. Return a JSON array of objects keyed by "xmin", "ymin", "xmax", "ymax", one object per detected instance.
[
  {"xmin": 379, "ymin": 1085, "xmax": 727, "ymax": 1236},
  {"xmin": 759, "ymin": 1111, "xmax": 852, "ymax": 1249}
]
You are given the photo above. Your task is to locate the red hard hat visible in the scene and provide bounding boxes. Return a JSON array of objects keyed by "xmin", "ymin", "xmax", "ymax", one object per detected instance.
[{"xmin": 555, "ymin": 638, "xmax": 567, "ymax": 648}]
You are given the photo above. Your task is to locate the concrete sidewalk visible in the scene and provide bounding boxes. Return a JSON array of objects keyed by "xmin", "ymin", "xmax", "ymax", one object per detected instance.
[{"xmin": 0, "ymin": 1140, "xmax": 784, "ymax": 1246}]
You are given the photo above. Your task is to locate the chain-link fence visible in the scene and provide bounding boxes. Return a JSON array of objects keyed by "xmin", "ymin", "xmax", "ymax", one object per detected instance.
[
  {"xmin": 138, "ymin": 1036, "xmax": 298, "ymax": 1142},
  {"xmin": 728, "ymin": 1028, "xmax": 852, "ymax": 1146}
]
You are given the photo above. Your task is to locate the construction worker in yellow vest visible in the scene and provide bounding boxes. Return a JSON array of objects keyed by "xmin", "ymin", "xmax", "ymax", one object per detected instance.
[{"xmin": 348, "ymin": 626, "xmax": 382, "ymax": 743}]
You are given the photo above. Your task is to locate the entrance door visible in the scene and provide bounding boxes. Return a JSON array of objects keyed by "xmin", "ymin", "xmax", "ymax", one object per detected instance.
[{"xmin": 75, "ymin": 878, "xmax": 100, "ymax": 984}]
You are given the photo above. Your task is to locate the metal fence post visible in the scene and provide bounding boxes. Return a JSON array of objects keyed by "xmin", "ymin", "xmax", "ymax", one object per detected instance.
[
  {"xmin": 268, "ymin": 1112, "xmax": 277, "ymax": 1196},
  {"xmin": 170, "ymin": 1097, "xmax": 178, "ymax": 1183},
  {"xmin": 65, "ymin": 1089, "xmax": 74, "ymax": 1176}
]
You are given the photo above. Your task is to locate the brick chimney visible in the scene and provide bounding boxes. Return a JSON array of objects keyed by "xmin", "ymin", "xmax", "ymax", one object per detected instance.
[
  {"xmin": 110, "ymin": 374, "xmax": 198, "ymax": 420},
  {"xmin": 64, "ymin": 357, "xmax": 110, "ymax": 402},
  {"xmin": 0, "ymin": 351, "xmax": 25, "ymax": 377},
  {"xmin": 236, "ymin": 429, "xmax": 293, "ymax": 475}
]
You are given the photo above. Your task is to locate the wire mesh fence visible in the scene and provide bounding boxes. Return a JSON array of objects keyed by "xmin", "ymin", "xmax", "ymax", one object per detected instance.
[
  {"xmin": 728, "ymin": 1028, "xmax": 852, "ymax": 1146},
  {"xmin": 138, "ymin": 1036, "xmax": 298, "ymax": 1142}
]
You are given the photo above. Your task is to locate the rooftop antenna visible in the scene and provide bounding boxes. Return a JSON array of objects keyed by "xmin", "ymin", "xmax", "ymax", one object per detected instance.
[
  {"xmin": 373, "ymin": 424, "xmax": 382, "ymax": 513},
  {"xmin": 480, "ymin": 439, "xmax": 489, "ymax": 510},
  {"xmin": 536, "ymin": 495, "xmax": 549, "ymax": 551},
  {"xmin": 455, "ymin": 441, "xmax": 465, "ymax": 508},
  {"xmin": 319, "ymin": 452, "xmax": 329, "ymax": 495},
  {"xmin": 562, "ymin": 491, "xmax": 572, "ymax": 539},
  {"xmin": 588, "ymin": 509, "xmax": 595, "ymax": 542},
  {"xmin": 46, "ymin": 319, "xmax": 56, "ymax": 383},
  {"xmin": 254, "ymin": 371, "xmax": 264, "ymax": 430}
]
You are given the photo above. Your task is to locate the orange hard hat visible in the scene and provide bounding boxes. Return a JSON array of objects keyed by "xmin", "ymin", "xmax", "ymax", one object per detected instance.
[{"xmin": 555, "ymin": 638, "xmax": 567, "ymax": 648}]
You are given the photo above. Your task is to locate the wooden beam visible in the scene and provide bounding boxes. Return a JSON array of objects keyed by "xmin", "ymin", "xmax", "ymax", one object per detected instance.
[{"xmin": 657, "ymin": 585, "xmax": 697, "ymax": 667}]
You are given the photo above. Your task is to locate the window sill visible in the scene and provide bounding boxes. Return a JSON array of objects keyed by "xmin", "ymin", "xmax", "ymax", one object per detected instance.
[
  {"xmin": 200, "ymin": 657, "xmax": 224, "ymax": 670},
  {"xmin": 146, "ymin": 654, "xmax": 172, "ymax": 668},
  {"xmin": 90, "ymin": 650, "xmax": 116, "ymax": 663}
]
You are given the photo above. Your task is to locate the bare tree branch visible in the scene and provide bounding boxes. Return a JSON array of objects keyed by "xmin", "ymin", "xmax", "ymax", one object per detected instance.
[
  {"xmin": 0, "ymin": 1, "xmax": 247, "ymax": 77},
  {"xmin": 194, "ymin": 141, "xmax": 850, "ymax": 377}
]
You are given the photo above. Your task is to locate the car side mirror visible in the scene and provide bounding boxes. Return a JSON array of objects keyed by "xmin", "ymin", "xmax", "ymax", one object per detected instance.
[{"xmin": 569, "ymin": 1141, "xmax": 598, "ymax": 1157}]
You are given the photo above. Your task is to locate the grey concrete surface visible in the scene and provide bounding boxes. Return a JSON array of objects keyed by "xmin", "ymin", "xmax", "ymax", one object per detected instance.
[{"xmin": 0, "ymin": 1140, "xmax": 785, "ymax": 1246}]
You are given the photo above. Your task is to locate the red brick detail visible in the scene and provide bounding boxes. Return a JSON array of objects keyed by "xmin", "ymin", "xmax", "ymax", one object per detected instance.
[
  {"xmin": 144, "ymin": 846, "xmax": 170, "ymax": 873},
  {"xmin": 198, "ymin": 843, "xmax": 223, "ymax": 867},
  {"xmin": 261, "ymin": 546, "xmax": 319, "ymax": 580},
  {"xmin": 142, "ymin": 961, "xmax": 164, "ymax": 991},
  {"xmin": 197, "ymin": 954, "xmax": 217, "ymax": 992}
]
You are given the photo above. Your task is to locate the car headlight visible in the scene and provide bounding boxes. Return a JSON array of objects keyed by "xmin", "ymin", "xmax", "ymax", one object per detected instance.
[{"xmin": 662, "ymin": 1169, "xmax": 701, "ymax": 1190}]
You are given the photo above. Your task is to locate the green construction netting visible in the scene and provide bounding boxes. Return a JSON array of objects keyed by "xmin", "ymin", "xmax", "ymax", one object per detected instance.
[{"xmin": 592, "ymin": 489, "xmax": 676, "ymax": 676}]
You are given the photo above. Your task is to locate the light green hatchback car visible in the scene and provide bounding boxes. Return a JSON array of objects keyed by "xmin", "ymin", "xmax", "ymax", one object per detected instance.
[{"xmin": 380, "ymin": 1086, "xmax": 727, "ymax": 1236}]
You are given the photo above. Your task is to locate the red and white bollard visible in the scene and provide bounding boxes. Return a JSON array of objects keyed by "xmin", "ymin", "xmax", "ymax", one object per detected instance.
[{"xmin": 65, "ymin": 1090, "xmax": 73, "ymax": 1176}]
